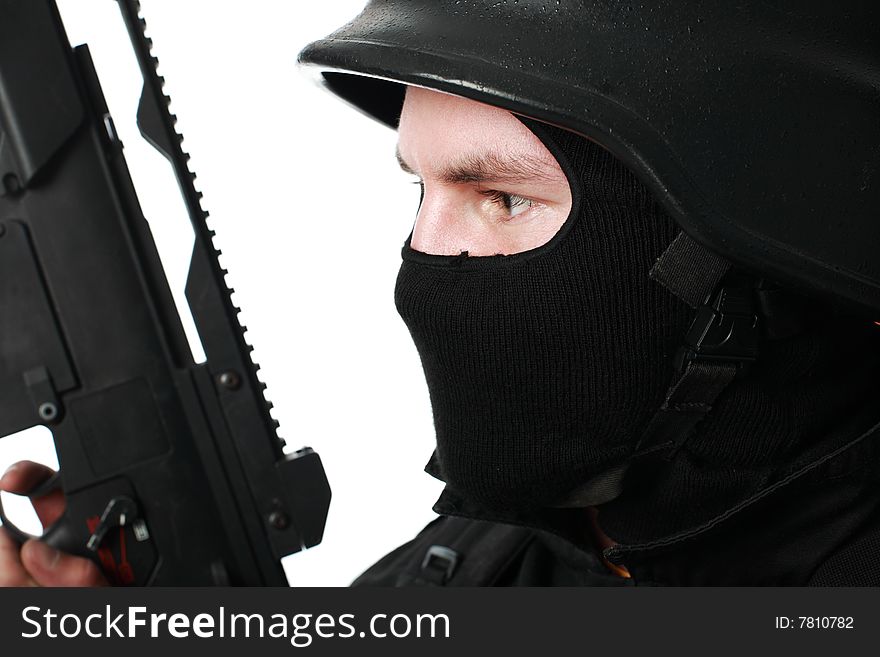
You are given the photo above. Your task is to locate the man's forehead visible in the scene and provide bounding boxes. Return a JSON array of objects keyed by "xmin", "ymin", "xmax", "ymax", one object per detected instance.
[
  {"xmin": 397, "ymin": 86, "xmax": 564, "ymax": 185},
  {"xmin": 395, "ymin": 143, "xmax": 560, "ymax": 185}
]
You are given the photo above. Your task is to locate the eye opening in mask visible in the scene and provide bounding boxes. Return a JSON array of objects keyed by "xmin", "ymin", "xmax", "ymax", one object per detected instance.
[{"xmin": 400, "ymin": 116, "xmax": 586, "ymax": 270}]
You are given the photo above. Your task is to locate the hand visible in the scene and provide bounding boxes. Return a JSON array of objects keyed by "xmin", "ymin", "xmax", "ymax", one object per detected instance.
[{"xmin": 0, "ymin": 461, "xmax": 107, "ymax": 586}]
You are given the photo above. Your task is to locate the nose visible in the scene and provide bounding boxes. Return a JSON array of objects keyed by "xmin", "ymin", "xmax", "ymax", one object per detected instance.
[
  {"xmin": 410, "ymin": 190, "xmax": 457, "ymax": 255},
  {"xmin": 410, "ymin": 188, "xmax": 500, "ymax": 256}
]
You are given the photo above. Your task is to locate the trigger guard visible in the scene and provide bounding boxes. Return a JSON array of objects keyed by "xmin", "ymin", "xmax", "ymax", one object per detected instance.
[{"xmin": 0, "ymin": 470, "xmax": 64, "ymax": 546}]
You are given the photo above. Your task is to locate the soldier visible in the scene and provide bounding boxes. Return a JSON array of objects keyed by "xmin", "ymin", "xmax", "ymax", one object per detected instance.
[{"xmin": 300, "ymin": 0, "xmax": 880, "ymax": 586}]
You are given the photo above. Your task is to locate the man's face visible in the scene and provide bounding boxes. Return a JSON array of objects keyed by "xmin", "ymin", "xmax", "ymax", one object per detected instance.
[{"xmin": 396, "ymin": 86, "xmax": 572, "ymax": 256}]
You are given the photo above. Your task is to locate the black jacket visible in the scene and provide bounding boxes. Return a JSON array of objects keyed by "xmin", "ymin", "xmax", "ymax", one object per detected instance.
[{"xmin": 354, "ymin": 412, "xmax": 880, "ymax": 586}]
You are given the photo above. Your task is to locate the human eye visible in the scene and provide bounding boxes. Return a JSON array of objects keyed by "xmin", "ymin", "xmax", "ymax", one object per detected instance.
[{"xmin": 480, "ymin": 189, "xmax": 535, "ymax": 220}]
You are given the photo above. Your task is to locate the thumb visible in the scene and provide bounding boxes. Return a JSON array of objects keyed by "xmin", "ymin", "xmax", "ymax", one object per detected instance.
[{"xmin": 20, "ymin": 539, "xmax": 108, "ymax": 587}]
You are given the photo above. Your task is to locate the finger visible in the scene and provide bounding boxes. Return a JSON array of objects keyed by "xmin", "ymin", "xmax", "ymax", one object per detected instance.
[
  {"xmin": 0, "ymin": 461, "xmax": 55, "ymax": 493},
  {"xmin": 0, "ymin": 527, "xmax": 37, "ymax": 587},
  {"xmin": 0, "ymin": 461, "xmax": 65, "ymax": 529},
  {"xmin": 30, "ymin": 489, "xmax": 66, "ymax": 530},
  {"xmin": 20, "ymin": 540, "xmax": 108, "ymax": 587}
]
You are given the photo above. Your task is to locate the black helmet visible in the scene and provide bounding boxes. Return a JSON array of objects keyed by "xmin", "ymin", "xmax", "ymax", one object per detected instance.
[{"xmin": 298, "ymin": 0, "xmax": 880, "ymax": 314}]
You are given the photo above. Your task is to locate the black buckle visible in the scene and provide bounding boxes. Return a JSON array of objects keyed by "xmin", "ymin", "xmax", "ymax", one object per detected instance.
[
  {"xmin": 674, "ymin": 286, "xmax": 759, "ymax": 375},
  {"xmin": 420, "ymin": 545, "xmax": 460, "ymax": 585}
]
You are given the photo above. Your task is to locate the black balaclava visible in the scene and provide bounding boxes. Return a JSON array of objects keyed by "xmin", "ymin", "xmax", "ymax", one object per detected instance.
[{"xmin": 394, "ymin": 117, "xmax": 880, "ymax": 542}]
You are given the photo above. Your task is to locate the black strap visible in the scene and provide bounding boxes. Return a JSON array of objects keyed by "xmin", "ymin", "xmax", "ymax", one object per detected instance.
[
  {"xmin": 554, "ymin": 238, "xmax": 752, "ymax": 502},
  {"xmin": 564, "ymin": 236, "xmax": 811, "ymax": 502},
  {"xmin": 634, "ymin": 360, "xmax": 739, "ymax": 457},
  {"xmin": 649, "ymin": 232, "xmax": 730, "ymax": 308},
  {"xmin": 635, "ymin": 237, "xmax": 758, "ymax": 460},
  {"xmin": 639, "ymin": 284, "xmax": 759, "ymax": 459}
]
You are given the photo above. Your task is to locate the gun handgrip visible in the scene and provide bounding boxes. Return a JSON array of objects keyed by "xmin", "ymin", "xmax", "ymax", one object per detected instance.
[{"xmin": 0, "ymin": 470, "xmax": 83, "ymax": 555}]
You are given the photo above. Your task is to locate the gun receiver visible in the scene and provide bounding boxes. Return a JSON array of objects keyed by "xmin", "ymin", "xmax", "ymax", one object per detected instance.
[{"xmin": 0, "ymin": 0, "xmax": 331, "ymax": 585}]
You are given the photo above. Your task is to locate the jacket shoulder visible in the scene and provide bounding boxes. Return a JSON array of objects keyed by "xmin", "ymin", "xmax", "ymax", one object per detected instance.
[
  {"xmin": 351, "ymin": 515, "xmax": 535, "ymax": 586},
  {"xmin": 351, "ymin": 515, "xmax": 630, "ymax": 586}
]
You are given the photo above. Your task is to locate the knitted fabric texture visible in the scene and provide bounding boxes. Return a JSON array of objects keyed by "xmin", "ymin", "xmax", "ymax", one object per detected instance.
[{"xmin": 599, "ymin": 313, "xmax": 880, "ymax": 543}]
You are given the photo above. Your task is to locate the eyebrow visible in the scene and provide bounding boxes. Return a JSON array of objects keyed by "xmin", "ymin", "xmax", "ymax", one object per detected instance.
[{"xmin": 395, "ymin": 146, "xmax": 557, "ymax": 185}]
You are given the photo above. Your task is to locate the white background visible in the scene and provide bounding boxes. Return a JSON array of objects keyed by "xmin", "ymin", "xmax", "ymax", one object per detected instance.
[{"xmin": 0, "ymin": 0, "xmax": 445, "ymax": 586}]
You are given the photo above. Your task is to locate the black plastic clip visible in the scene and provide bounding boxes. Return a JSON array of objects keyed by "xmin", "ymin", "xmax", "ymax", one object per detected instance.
[
  {"xmin": 420, "ymin": 545, "xmax": 460, "ymax": 585},
  {"xmin": 674, "ymin": 286, "xmax": 759, "ymax": 376}
]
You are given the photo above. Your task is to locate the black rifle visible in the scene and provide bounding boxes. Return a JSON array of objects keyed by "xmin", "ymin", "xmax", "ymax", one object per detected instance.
[{"xmin": 0, "ymin": 0, "xmax": 331, "ymax": 585}]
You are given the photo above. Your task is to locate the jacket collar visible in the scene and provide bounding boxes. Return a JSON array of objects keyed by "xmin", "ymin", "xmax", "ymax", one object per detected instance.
[{"xmin": 429, "ymin": 411, "xmax": 880, "ymax": 585}]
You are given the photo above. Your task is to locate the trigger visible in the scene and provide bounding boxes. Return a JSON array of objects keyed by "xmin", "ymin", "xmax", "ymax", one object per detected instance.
[{"xmin": 86, "ymin": 496, "xmax": 139, "ymax": 552}]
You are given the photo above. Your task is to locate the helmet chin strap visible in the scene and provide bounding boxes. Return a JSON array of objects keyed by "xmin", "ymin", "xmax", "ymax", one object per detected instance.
[{"xmin": 555, "ymin": 231, "xmax": 784, "ymax": 508}]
